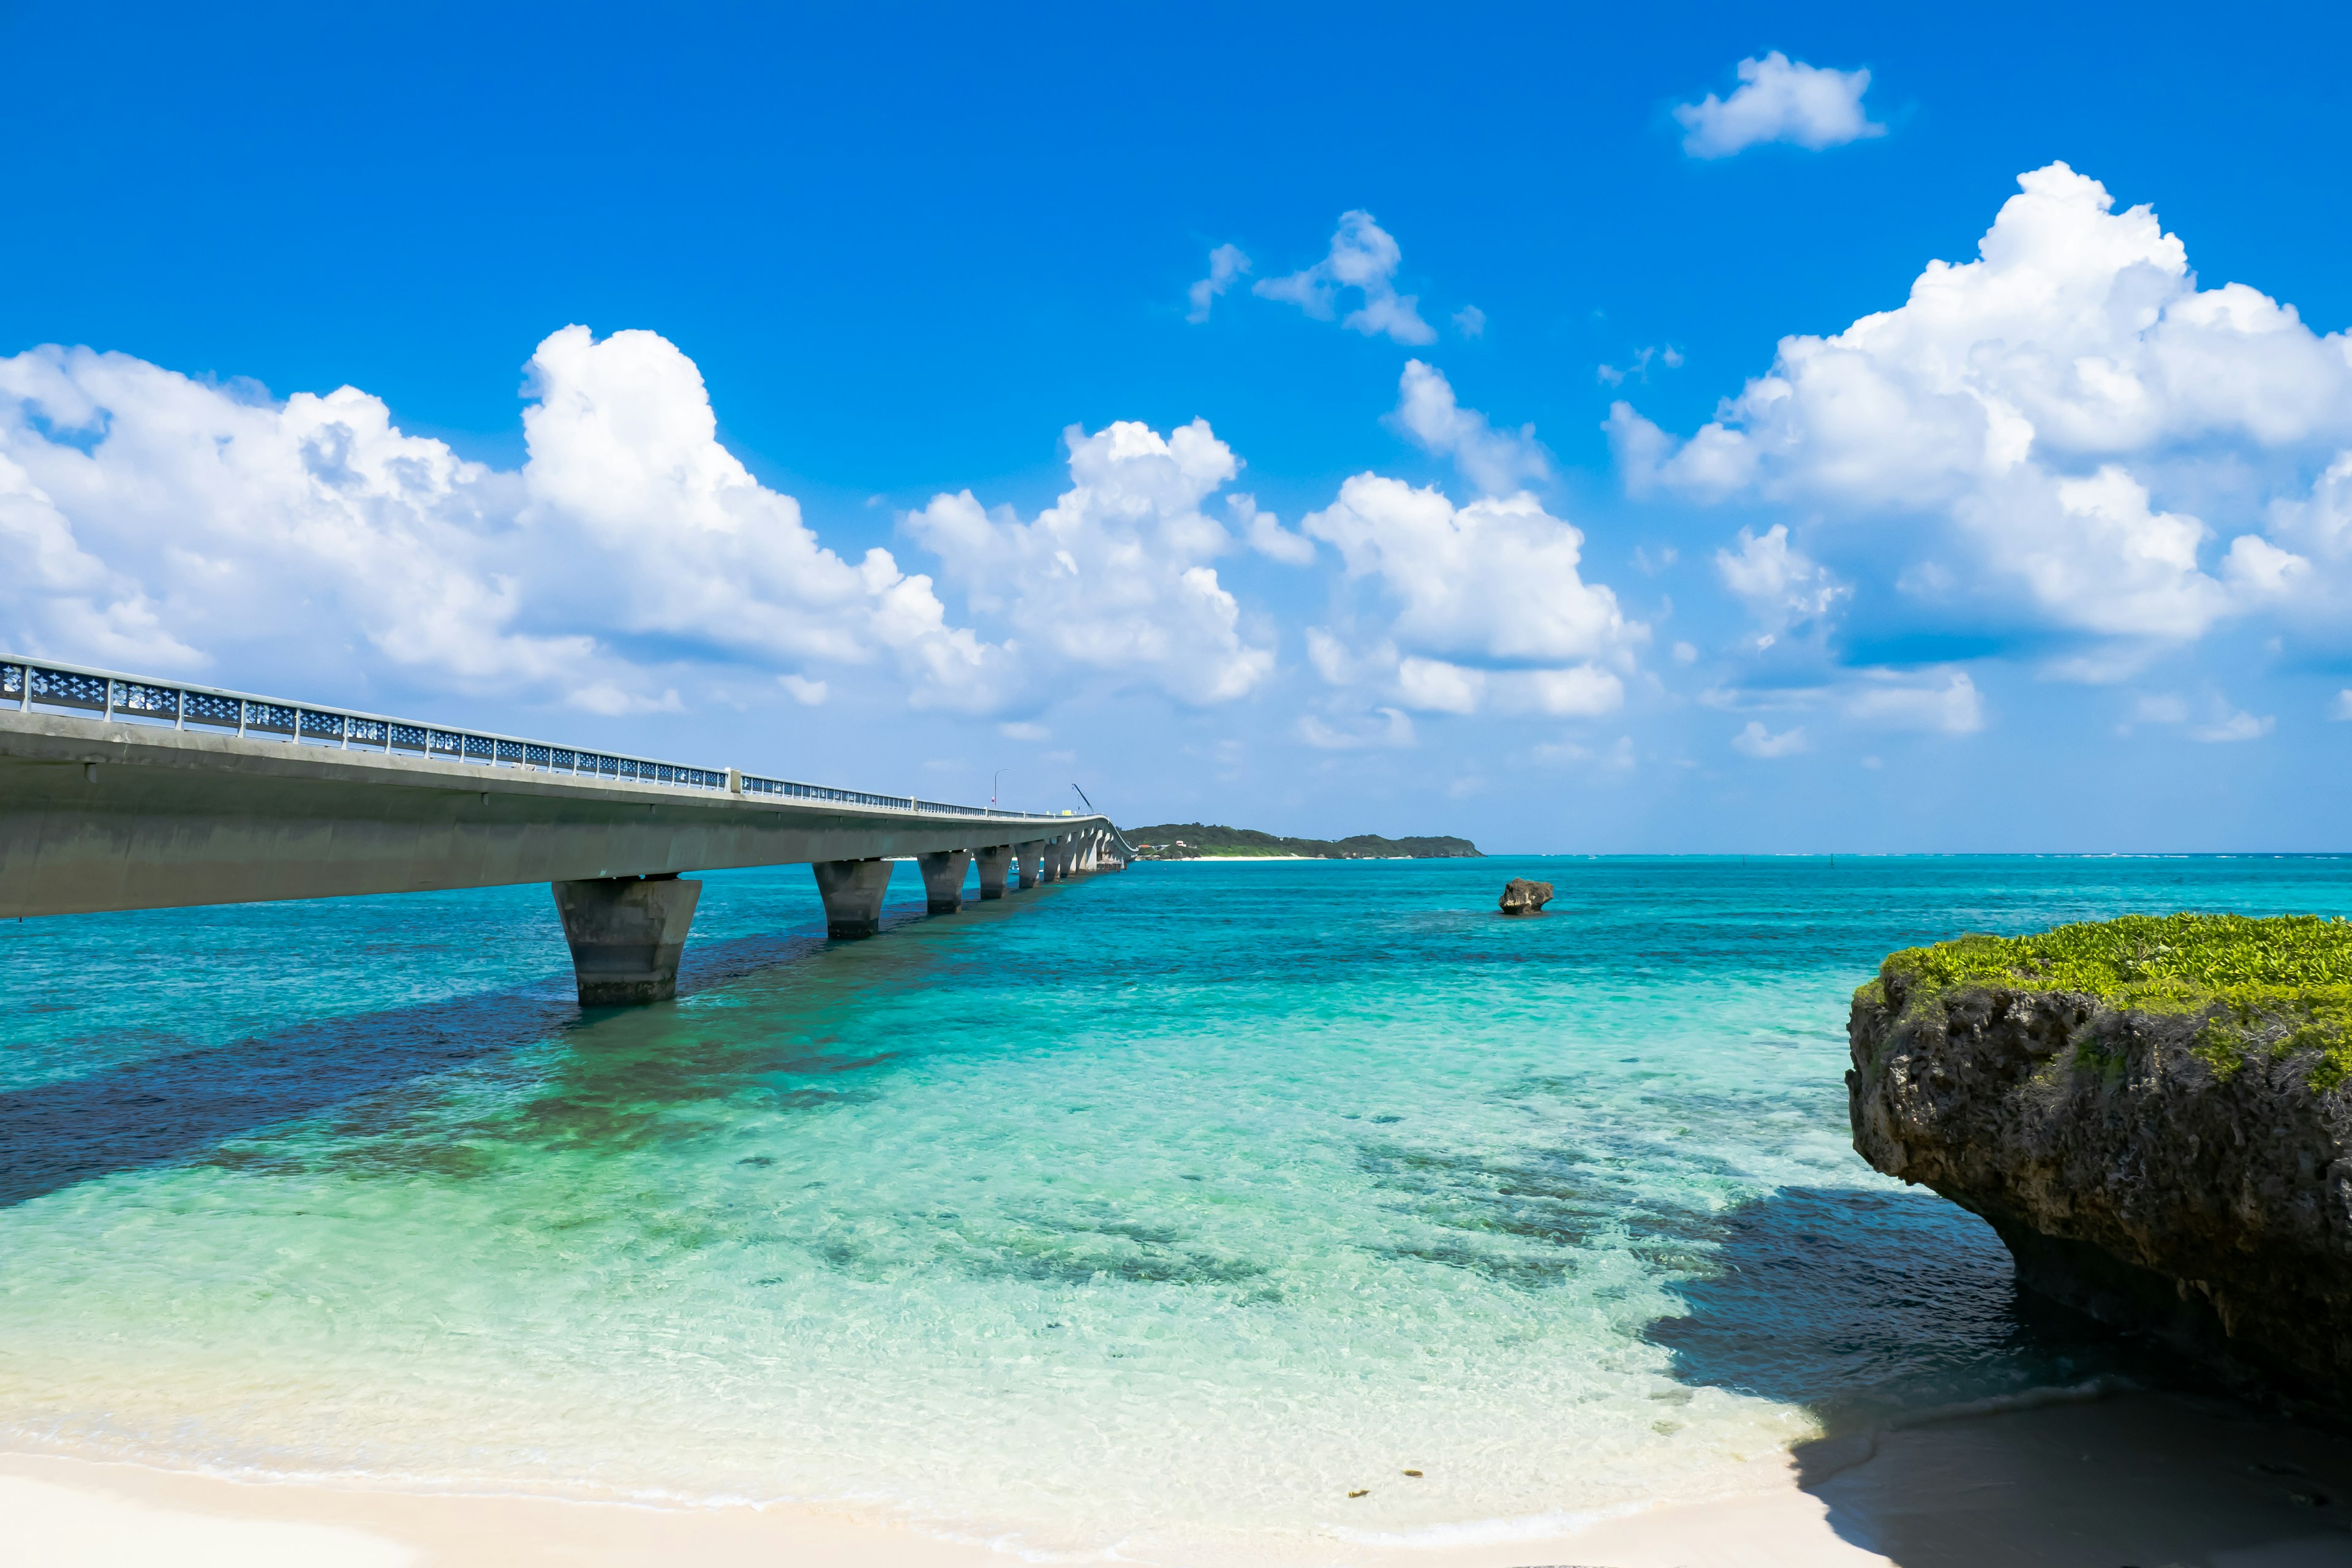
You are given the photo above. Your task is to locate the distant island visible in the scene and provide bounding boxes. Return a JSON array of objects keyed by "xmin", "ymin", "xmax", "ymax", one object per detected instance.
[{"xmin": 1121, "ymin": 823, "xmax": 1482, "ymax": 860}]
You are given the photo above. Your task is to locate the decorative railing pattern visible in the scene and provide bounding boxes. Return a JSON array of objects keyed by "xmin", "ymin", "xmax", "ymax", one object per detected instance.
[
  {"xmin": 739, "ymin": 775, "xmax": 911, "ymax": 810},
  {"xmin": 1, "ymin": 657, "xmax": 1066, "ymax": 821}
]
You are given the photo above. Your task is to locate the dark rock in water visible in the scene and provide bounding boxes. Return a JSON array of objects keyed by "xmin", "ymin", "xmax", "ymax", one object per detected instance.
[
  {"xmin": 1498, "ymin": 878, "xmax": 1554, "ymax": 915},
  {"xmin": 1847, "ymin": 923, "xmax": 2352, "ymax": 1409}
]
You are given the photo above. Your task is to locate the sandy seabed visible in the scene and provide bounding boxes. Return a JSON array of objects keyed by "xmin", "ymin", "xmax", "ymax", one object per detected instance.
[{"xmin": 9, "ymin": 1390, "xmax": 2352, "ymax": 1568}]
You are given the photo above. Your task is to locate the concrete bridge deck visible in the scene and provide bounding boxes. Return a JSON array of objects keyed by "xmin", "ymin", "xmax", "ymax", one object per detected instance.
[{"xmin": 1, "ymin": 657, "xmax": 1126, "ymax": 1003}]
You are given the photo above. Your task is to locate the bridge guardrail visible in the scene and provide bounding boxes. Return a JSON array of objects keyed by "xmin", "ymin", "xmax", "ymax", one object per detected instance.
[{"xmin": 2, "ymin": 657, "xmax": 1066, "ymax": 823}]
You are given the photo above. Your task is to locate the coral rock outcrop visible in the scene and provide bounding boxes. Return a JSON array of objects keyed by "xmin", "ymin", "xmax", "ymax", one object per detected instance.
[
  {"xmin": 1849, "ymin": 937, "xmax": 2352, "ymax": 1406},
  {"xmin": 1499, "ymin": 878, "xmax": 1554, "ymax": 915}
]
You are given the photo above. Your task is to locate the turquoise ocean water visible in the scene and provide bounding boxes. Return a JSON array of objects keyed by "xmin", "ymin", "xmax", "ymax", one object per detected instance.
[{"xmin": 3, "ymin": 856, "xmax": 2346, "ymax": 1559}]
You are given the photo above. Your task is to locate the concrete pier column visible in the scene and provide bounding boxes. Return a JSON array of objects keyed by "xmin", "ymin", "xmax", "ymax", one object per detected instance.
[
  {"xmin": 1080, "ymin": 835, "xmax": 1099, "ymax": 872},
  {"xmin": 1015, "ymin": 840, "xmax": 1043, "ymax": 889},
  {"xmin": 551, "ymin": 875, "xmax": 702, "ymax": 1006},
  {"xmin": 1038, "ymin": 839, "xmax": 1061, "ymax": 883},
  {"xmin": 918, "ymin": 849, "xmax": 973, "ymax": 913},
  {"xmin": 813, "ymin": 858, "xmax": 894, "ymax": 938},
  {"xmin": 975, "ymin": 845, "xmax": 1012, "ymax": 900}
]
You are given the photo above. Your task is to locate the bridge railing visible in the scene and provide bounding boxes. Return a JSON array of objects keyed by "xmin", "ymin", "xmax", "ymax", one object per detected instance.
[{"xmin": 1, "ymin": 657, "xmax": 1065, "ymax": 821}]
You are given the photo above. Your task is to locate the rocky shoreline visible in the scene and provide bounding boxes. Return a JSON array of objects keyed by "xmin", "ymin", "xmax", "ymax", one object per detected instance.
[{"xmin": 1847, "ymin": 917, "xmax": 2352, "ymax": 1409}]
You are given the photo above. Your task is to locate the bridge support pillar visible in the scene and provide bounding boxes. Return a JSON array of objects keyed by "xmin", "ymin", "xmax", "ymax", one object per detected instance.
[
  {"xmin": 918, "ymin": 849, "xmax": 972, "ymax": 913},
  {"xmin": 551, "ymin": 875, "xmax": 701, "ymax": 1006},
  {"xmin": 813, "ymin": 858, "xmax": 893, "ymax": 938},
  {"xmin": 1038, "ymin": 840, "xmax": 1061, "ymax": 883},
  {"xmin": 1015, "ymin": 840, "xmax": 1043, "ymax": 889},
  {"xmin": 975, "ymin": 845, "xmax": 1012, "ymax": 900}
]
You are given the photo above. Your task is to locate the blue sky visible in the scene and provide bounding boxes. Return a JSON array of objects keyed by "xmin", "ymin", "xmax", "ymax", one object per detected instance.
[{"xmin": 4, "ymin": 1, "xmax": 2350, "ymax": 851}]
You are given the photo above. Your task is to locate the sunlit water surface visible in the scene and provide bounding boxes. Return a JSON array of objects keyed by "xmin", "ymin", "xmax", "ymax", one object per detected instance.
[{"xmin": 5, "ymin": 856, "xmax": 2346, "ymax": 1559}]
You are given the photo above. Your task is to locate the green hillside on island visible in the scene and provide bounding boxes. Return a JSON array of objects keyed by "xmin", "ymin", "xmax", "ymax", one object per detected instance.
[{"xmin": 1122, "ymin": 823, "xmax": 1481, "ymax": 859}]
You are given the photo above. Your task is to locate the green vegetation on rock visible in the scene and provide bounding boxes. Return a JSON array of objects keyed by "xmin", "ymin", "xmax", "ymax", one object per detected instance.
[
  {"xmin": 1120, "ymin": 822, "xmax": 1480, "ymax": 859},
  {"xmin": 1865, "ymin": 913, "xmax": 2352, "ymax": 1090}
]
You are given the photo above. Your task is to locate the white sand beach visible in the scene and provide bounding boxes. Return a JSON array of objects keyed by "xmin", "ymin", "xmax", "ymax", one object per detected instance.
[{"xmin": 10, "ymin": 1389, "xmax": 2350, "ymax": 1568}]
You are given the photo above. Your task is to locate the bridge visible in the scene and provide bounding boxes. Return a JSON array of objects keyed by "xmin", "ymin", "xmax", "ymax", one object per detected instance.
[{"xmin": 0, "ymin": 657, "xmax": 1127, "ymax": 1004}]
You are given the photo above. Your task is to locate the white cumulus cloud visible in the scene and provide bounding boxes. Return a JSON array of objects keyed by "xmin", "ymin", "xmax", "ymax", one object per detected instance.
[
  {"xmin": 1226, "ymin": 493, "xmax": 1316, "ymax": 565},
  {"xmin": 1300, "ymin": 475, "xmax": 1638, "ymax": 716},
  {"xmin": 2192, "ymin": 709, "xmax": 2274, "ymax": 743},
  {"xmin": 1674, "ymin": 52, "xmax": 1885, "ymax": 159},
  {"xmin": 1608, "ymin": 162, "xmax": 2352, "ymax": 658},
  {"xmin": 1844, "ymin": 670, "xmax": 1985, "ymax": 734},
  {"xmin": 1387, "ymin": 361, "xmax": 1550, "ymax": 496},
  {"xmin": 1254, "ymin": 211, "xmax": 1436, "ymax": 345},
  {"xmin": 903, "ymin": 418, "xmax": 1276, "ymax": 706},
  {"xmin": 1396, "ymin": 656, "xmax": 1485, "ymax": 714},
  {"xmin": 518, "ymin": 326, "xmax": 1009, "ymax": 708},
  {"xmin": 1732, "ymin": 720, "xmax": 1811, "ymax": 758},
  {"xmin": 0, "ymin": 326, "xmax": 1007, "ymax": 712},
  {"xmin": 1716, "ymin": 523, "xmax": 1845, "ymax": 636}
]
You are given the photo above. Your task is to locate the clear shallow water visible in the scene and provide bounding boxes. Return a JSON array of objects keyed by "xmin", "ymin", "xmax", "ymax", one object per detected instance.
[{"xmin": 4, "ymin": 856, "xmax": 2349, "ymax": 1559}]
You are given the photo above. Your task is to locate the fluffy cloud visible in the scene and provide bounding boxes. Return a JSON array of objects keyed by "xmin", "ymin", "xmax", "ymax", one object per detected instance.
[
  {"xmin": 1226, "ymin": 493, "xmax": 1316, "ymax": 565},
  {"xmin": 2121, "ymin": 690, "xmax": 2275, "ymax": 742},
  {"xmin": 903, "ymin": 419, "xmax": 1276, "ymax": 706},
  {"xmin": 1186, "ymin": 243, "xmax": 1250, "ymax": 324},
  {"xmin": 1844, "ymin": 670, "xmax": 1984, "ymax": 734},
  {"xmin": 0, "ymin": 328, "xmax": 1007, "ymax": 715},
  {"xmin": 518, "ymin": 327, "xmax": 1007, "ymax": 707},
  {"xmin": 0, "ymin": 330, "xmax": 1307, "ymax": 724},
  {"xmin": 0, "ymin": 352, "xmax": 541, "ymax": 687},
  {"xmin": 2267, "ymin": 452, "xmax": 2352, "ymax": 567},
  {"xmin": 1674, "ymin": 52, "xmax": 1884, "ymax": 159},
  {"xmin": 1716, "ymin": 524, "xmax": 1844, "ymax": 638},
  {"xmin": 1300, "ymin": 476, "xmax": 1638, "ymax": 717},
  {"xmin": 2193, "ymin": 709, "xmax": 2274, "ymax": 743},
  {"xmin": 1254, "ymin": 211, "xmax": 1436, "ymax": 345},
  {"xmin": 1610, "ymin": 162, "xmax": 2352, "ymax": 659},
  {"xmin": 1732, "ymin": 720, "xmax": 1810, "ymax": 758},
  {"xmin": 1387, "ymin": 361, "xmax": 1550, "ymax": 496}
]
